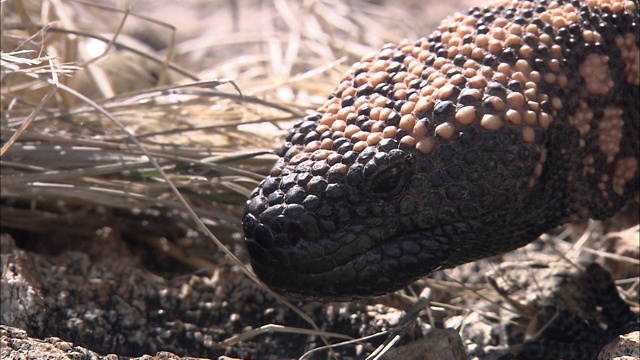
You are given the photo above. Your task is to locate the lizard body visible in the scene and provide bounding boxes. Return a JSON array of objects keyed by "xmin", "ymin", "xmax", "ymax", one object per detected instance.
[{"xmin": 243, "ymin": 0, "xmax": 639, "ymax": 301}]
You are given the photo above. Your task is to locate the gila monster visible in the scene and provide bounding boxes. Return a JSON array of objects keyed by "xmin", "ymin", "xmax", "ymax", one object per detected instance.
[{"xmin": 243, "ymin": 0, "xmax": 639, "ymax": 301}]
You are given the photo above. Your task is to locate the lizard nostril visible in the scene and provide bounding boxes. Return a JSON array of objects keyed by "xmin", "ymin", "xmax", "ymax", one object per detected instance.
[{"xmin": 269, "ymin": 214, "xmax": 306, "ymax": 247}]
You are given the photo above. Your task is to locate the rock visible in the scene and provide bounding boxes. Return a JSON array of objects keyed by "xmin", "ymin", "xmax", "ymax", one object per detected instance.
[
  {"xmin": 0, "ymin": 234, "xmax": 46, "ymax": 331},
  {"xmin": 379, "ymin": 328, "xmax": 467, "ymax": 360},
  {"xmin": 600, "ymin": 226, "xmax": 640, "ymax": 279},
  {"xmin": 599, "ymin": 331, "xmax": 640, "ymax": 360},
  {"xmin": 0, "ymin": 324, "xmax": 216, "ymax": 359}
]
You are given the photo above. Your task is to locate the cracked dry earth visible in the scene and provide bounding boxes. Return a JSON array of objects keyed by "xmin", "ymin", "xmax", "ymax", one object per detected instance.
[{"xmin": 1, "ymin": 205, "xmax": 638, "ymax": 359}]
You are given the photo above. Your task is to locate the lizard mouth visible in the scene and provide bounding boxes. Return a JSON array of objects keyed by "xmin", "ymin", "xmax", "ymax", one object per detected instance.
[{"xmin": 243, "ymin": 210, "xmax": 450, "ymax": 301}]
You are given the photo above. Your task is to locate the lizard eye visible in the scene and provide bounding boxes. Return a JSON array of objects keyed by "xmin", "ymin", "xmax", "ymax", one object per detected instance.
[{"xmin": 370, "ymin": 166, "xmax": 409, "ymax": 198}]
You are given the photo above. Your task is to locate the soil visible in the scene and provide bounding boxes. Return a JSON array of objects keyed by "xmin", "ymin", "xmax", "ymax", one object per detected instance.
[{"xmin": 1, "ymin": 204, "xmax": 638, "ymax": 359}]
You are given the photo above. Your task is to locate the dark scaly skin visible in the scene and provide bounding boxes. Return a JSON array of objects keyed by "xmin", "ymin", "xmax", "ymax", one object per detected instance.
[
  {"xmin": 513, "ymin": 263, "xmax": 639, "ymax": 360},
  {"xmin": 243, "ymin": 0, "xmax": 639, "ymax": 301}
]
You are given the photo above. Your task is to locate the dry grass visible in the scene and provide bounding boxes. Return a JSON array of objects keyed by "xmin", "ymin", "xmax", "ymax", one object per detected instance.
[
  {"xmin": 1, "ymin": 0, "xmax": 481, "ymax": 356},
  {"xmin": 1, "ymin": 0, "xmax": 479, "ymax": 269},
  {"xmin": 2, "ymin": 0, "xmax": 637, "ymax": 358},
  {"xmin": 2, "ymin": 0, "xmax": 468, "ymax": 240}
]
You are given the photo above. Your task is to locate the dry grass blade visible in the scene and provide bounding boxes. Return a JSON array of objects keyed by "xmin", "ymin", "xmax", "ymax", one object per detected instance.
[
  {"xmin": 1, "ymin": 86, "xmax": 56, "ymax": 156},
  {"xmin": 221, "ymin": 324, "xmax": 354, "ymax": 347},
  {"xmin": 299, "ymin": 331, "xmax": 388, "ymax": 360}
]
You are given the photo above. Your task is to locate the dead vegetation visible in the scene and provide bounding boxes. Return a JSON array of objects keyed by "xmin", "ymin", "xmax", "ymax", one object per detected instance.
[
  {"xmin": 1, "ymin": 0, "xmax": 637, "ymax": 359},
  {"xmin": 2, "ymin": 0, "xmax": 468, "ymax": 269}
]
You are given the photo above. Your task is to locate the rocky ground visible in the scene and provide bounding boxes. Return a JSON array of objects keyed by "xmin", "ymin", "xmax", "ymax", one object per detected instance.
[{"xmin": 1, "ymin": 205, "xmax": 638, "ymax": 359}]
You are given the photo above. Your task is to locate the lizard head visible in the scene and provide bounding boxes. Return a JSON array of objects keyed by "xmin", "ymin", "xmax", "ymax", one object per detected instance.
[
  {"xmin": 242, "ymin": 20, "xmax": 555, "ymax": 301},
  {"xmin": 241, "ymin": 102, "xmax": 539, "ymax": 301},
  {"xmin": 242, "ymin": 126, "xmax": 445, "ymax": 301},
  {"xmin": 241, "ymin": 0, "xmax": 640, "ymax": 301}
]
